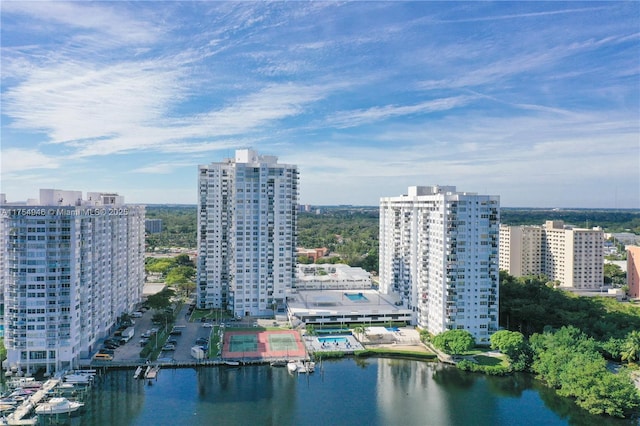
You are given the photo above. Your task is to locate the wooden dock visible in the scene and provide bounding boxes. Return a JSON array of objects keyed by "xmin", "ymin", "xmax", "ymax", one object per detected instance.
[
  {"xmin": 144, "ymin": 366, "xmax": 160, "ymax": 380},
  {"xmin": 4, "ymin": 378, "xmax": 60, "ymax": 425}
]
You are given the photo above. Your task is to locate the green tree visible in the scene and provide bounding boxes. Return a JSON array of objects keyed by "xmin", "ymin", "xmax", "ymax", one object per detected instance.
[
  {"xmin": 146, "ymin": 287, "xmax": 176, "ymax": 311},
  {"xmin": 490, "ymin": 330, "xmax": 529, "ymax": 371},
  {"xmin": 604, "ymin": 263, "xmax": 626, "ymax": 286},
  {"xmin": 432, "ymin": 330, "xmax": 475, "ymax": 355},
  {"xmin": 530, "ymin": 326, "xmax": 640, "ymax": 418},
  {"xmin": 621, "ymin": 330, "xmax": 640, "ymax": 364}
]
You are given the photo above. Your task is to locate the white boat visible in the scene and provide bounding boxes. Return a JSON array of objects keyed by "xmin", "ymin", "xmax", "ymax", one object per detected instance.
[
  {"xmin": 35, "ymin": 397, "xmax": 84, "ymax": 415},
  {"xmin": 133, "ymin": 366, "xmax": 143, "ymax": 379},
  {"xmin": 63, "ymin": 372, "xmax": 94, "ymax": 385},
  {"xmin": 287, "ymin": 361, "xmax": 301, "ymax": 373}
]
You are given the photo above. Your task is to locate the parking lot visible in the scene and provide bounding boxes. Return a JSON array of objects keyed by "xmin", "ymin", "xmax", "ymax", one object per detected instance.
[{"xmin": 103, "ymin": 302, "xmax": 214, "ymax": 364}]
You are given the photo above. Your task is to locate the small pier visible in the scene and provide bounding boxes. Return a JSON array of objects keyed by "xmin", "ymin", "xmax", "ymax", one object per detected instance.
[{"xmin": 4, "ymin": 378, "xmax": 60, "ymax": 425}]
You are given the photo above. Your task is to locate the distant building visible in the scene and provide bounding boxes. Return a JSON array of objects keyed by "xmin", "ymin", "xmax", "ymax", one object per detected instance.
[
  {"xmin": 296, "ymin": 247, "xmax": 328, "ymax": 262},
  {"xmin": 197, "ymin": 149, "xmax": 298, "ymax": 317},
  {"xmin": 296, "ymin": 264, "xmax": 372, "ymax": 290},
  {"xmin": 0, "ymin": 189, "xmax": 145, "ymax": 374},
  {"xmin": 379, "ymin": 185, "xmax": 500, "ymax": 343},
  {"xmin": 628, "ymin": 246, "xmax": 640, "ymax": 299},
  {"xmin": 499, "ymin": 221, "xmax": 604, "ymax": 289},
  {"xmin": 145, "ymin": 218, "xmax": 163, "ymax": 234}
]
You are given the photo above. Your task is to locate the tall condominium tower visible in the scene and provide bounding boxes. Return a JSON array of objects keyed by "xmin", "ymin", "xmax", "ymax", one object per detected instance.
[
  {"xmin": 379, "ymin": 186, "xmax": 500, "ymax": 343},
  {"xmin": 627, "ymin": 246, "xmax": 640, "ymax": 299},
  {"xmin": 0, "ymin": 189, "xmax": 145, "ymax": 374},
  {"xmin": 499, "ymin": 224, "xmax": 543, "ymax": 276},
  {"xmin": 197, "ymin": 149, "xmax": 298, "ymax": 318},
  {"xmin": 499, "ymin": 221, "xmax": 604, "ymax": 289}
]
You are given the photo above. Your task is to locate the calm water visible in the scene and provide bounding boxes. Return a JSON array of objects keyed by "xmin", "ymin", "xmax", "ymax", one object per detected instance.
[{"xmin": 35, "ymin": 359, "xmax": 638, "ymax": 426}]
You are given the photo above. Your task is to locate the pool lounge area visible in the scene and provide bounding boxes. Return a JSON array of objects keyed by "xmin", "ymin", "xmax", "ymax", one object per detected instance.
[{"xmin": 305, "ymin": 334, "xmax": 364, "ymax": 354}]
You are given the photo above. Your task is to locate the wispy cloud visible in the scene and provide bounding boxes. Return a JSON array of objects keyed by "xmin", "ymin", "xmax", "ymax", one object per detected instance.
[
  {"xmin": 1, "ymin": 1, "xmax": 638, "ymax": 207},
  {"xmin": 325, "ymin": 96, "xmax": 476, "ymax": 128}
]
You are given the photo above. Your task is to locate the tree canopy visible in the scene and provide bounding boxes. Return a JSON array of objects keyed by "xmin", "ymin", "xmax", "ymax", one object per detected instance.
[
  {"xmin": 530, "ymin": 326, "xmax": 640, "ymax": 418},
  {"xmin": 432, "ymin": 330, "xmax": 475, "ymax": 355}
]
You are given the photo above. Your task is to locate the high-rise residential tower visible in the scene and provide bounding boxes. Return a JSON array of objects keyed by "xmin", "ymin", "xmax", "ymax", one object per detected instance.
[
  {"xmin": 197, "ymin": 149, "xmax": 298, "ymax": 318},
  {"xmin": 499, "ymin": 224, "xmax": 543, "ymax": 276},
  {"xmin": 499, "ymin": 221, "xmax": 604, "ymax": 289},
  {"xmin": 0, "ymin": 189, "xmax": 145, "ymax": 374},
  {"xmin": 379, "ymin": 186, "xmax": 500, "ymax": 343}
]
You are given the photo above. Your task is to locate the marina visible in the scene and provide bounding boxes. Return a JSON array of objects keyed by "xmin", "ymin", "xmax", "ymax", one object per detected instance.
[{"xmin": 0, "ymin": 370, "xmax": 97, "ymax": 425}]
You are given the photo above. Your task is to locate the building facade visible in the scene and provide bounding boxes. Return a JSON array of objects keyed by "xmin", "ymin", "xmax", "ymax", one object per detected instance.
[
  {"xmin": 379, "ymin": 186, "xmax": 500, "ymax": 343},
  {"xmin": 628, "ymin": 246, "xmax": 640, "ymax": 299},
  {"xmin": 197, "ymin": 149, "xmax": 298, "ymax": 317},
  {"xmin": 499, "ymin": 225, "xmax": 542, "ymax": 276},
  {"xmin": 145, "ymin": 219, "xmax": 163, "ymax": 234},
  {"xmin": 0, "ymin": 189, "xmax": 145, "ymax": 374},
  {"xmin": 499, "ymin": 220, "xmax": 604, "ymax": 289}
]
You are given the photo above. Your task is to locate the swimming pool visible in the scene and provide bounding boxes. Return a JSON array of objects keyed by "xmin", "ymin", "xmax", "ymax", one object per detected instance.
[
  {"xmin": 318, "ymin": 336, "xmax": 349, "ymax": 344},
  {"xmin": 345, "ymin": 293, "xmax": 368, "ymax": 301},
  {"xmin": 386, "ymin": 327, "xmax": 400, "ymax": 332}
]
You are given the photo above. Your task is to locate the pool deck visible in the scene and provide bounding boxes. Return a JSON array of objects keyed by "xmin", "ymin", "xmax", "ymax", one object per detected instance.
[{"xmin": 303, "ymin": 334, "xmax": 364, "ymax": 354}]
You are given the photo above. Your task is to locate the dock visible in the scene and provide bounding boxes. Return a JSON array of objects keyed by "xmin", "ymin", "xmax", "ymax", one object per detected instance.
[
  {"xmin": 4, "ymin": 378, "xmax": 60, "ymax": 425},
  {"xmin": 133, "ymin": 366, "xmax": 143, "ymax": 379},
  {"xmin": 144, "ymin": 366, "xmax": 160, "ymax": 380}
]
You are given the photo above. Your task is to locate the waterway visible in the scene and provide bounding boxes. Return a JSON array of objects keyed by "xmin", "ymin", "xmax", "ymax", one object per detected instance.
[{"xmin": 30, "ymin": 359, "xmax": 640, "ymax": 425}]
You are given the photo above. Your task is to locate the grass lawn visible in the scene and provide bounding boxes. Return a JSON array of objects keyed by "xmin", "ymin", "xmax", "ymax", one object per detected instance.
[{"xmin": 473, "ymin": 354, "xmax": 509, "ymax": 367}]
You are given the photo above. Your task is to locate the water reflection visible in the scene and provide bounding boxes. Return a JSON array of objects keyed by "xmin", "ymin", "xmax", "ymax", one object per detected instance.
[{"xmin": 4, "ymin": 360, "xmax": 637, "ymax": 426}]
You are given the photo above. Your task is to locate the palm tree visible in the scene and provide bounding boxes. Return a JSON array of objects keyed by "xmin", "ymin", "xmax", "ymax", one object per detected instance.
[
  {"xmin": 353, "ymin": 325, "xmax": 366, "ymax": 342},
  {"xmin": 621, "ymin": 330, "xmax": 640, "ymax": 364}
]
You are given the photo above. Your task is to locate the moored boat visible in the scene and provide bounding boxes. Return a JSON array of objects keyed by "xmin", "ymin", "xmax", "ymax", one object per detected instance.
[{"xmin": 35, "ymin": 397, "xmax": 84, "ymax": 415}]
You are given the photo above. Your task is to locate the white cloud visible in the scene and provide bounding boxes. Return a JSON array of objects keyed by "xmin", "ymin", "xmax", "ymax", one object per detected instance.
[{"xmin": 0, "ymin": 148, "xmax": 60, "ymax": 173}]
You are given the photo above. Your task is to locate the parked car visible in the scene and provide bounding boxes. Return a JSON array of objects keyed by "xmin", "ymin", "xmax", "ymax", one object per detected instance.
[
  {"xmin": 99, "ymin": 348, "xmax": 115, "ymax": 355},
  {"xmin": 195, "ymin": 337, "xmax": 208, "ymax": 345},
  {"xmin": 104, "ymin": 343, "xmax": 119, "ymax": 350},
  {"xmin": 202, "ymin": 323, "xmax": 213, "ymax": 328},
  {"xmin": 167, "ymin": 338, "xmax": 178, "ymax": 345},
  {"xmin": 139, "ymin": 339, "xmax": 149, "ymax": 347},
  {"xmin": 169, "ymin": 329, "xmax": 182, "ymax": 335},
  {"xmin": 131, "ymin": 311, "xmax": 143, "ymax": 318},
  {"xmin": 161, "ymin": 344, "xmax": 176, "ymax": 351}
]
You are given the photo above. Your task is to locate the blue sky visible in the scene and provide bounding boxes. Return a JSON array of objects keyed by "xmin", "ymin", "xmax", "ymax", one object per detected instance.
[{"xmin": 1, "ymin": 2, "xmax": 638, "ymax": 208}]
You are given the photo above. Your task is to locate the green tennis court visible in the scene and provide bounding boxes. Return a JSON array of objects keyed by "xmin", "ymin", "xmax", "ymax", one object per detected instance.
[
  {"xmin": 268, "ymin": 334, "xmax": 299, "ymax": 352},
  {"xmin": 222, "ymin": 330, "xmax": 306, "ymax": 360},
  {"xmin": 228, "ymin": 334, "xmax": 258, "ymax": 352}
]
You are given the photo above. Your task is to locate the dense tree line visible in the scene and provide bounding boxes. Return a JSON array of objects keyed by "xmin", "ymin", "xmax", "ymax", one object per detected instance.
[
  {"xmin": 501, "ymin": 208, "xmax": 640, "ymax": 233},
  {"xmin": 297, "ymin": 210, "xmax": 379, "ymax": 272},
  {"xmin": 431, "ymin": 273, "xmax": 640, "ymax": 418},
  {"xmin": 146, "ymin": 206, "xmax": 197, "ymax": 249},
  {"xmin": 499, "ymin": 272, "xmax": 640, "ymax": 341},
  {"xmin": 146, "ymin": 254, "xmax": 196, "ymax": 296}
]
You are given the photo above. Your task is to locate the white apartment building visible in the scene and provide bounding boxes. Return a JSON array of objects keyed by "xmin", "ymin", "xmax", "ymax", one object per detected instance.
[
  {"xmin": 499, "ymin": 225, "xmax": 543, "ymax": 276},
  {"xmin": 1, "ymin": 189, "xmax": 145, "ymax": 374},
  {"xmin": 197, "ymin": 149, "xmax": 298, "ymax": 318},
  {"xmin": 379, "ymin": 186, "xmax": 500, "ymax": 343},
  {"xmin": 542, "ymin": 221, "xmax": 604, "ymax": 289},
  {"xmin": 295, "ymin": 264, "xmax": 372, "ymax": 290},
  {"xmin": 499, "ymin": 221, "xmax": 604, "ymax": 289}
]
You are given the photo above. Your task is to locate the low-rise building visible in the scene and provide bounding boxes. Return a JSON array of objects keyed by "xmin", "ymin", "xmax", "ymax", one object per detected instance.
[{"xmin": 295, "ymin": 264, "xmax": 372, "ymax": 290}]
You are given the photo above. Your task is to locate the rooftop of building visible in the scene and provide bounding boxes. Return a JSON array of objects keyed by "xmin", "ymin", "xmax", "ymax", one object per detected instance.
[{"xmin": 286, "ymin": 289, "xmax": 406, "ymax": 317}]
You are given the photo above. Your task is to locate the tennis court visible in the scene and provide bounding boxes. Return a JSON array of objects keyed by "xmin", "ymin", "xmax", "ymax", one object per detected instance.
[{"xmin": 222, "ymin": 330, "xmax": 306, "ymax": 360}]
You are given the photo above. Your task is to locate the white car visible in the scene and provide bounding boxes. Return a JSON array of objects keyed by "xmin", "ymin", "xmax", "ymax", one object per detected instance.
[
  {"xmin": 131, "ymin": 311, "xmax": 143, "ymax": 318},
  {"xmin": 202, "ymin": 323, "xmax": 213, "ymax": 328}
]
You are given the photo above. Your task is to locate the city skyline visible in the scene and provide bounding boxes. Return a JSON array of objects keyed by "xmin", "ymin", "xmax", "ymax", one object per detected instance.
[{"xmin": 1, "ymin": 2, "xmax": 639, "ymax": 208}]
